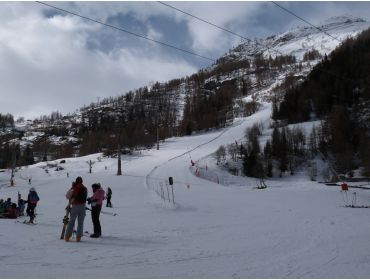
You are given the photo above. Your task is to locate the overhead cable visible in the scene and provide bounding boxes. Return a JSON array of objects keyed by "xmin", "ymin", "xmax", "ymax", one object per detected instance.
[
  {"xmin": 157, "ymin": 1, "xmax": 281, "ymax": 56},
  {"xmin": 35, "ymin": 1, "xmax": 216, "ymax": 62}
]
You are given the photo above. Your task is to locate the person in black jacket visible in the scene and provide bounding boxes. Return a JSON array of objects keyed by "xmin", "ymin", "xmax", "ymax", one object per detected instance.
[
  {"xmin": 25, "ymin": 187, "xmax": 40, "ymax": 223},
  {"xmin": 106, "ymin": 187, "xmax": 112, "ymax": 207}
]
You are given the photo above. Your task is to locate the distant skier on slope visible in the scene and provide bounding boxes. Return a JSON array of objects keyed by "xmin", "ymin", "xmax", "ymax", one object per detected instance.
[
  {"xmin": 64, "ymin": 176, "xmax": 87, "ymax": 242},
  {"xmin": 25, "ymin": 187, "xmax": 40, "ymax": 223},
  {"xmin": 106, "ymin": 187, "xmax": 112, "ymax": 208},
  {"xmin": 87, "ymin": 183, "xmax": 105, "ymax": 238}
]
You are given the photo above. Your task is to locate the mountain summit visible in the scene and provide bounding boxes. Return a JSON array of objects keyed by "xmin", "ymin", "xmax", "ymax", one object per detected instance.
[{"xmin": 224, "ymin": 15, "xmax": 370, "ymax": 61}]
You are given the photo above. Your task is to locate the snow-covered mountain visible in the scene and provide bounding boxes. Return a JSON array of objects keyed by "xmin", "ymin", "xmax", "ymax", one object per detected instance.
[
  {"xmin": 224, "ymin": 15, "xmax": 370, "ymax": 61},
  {"xmin": 3, "ymin": 15, "xmax": 370, "ymax": 163}
]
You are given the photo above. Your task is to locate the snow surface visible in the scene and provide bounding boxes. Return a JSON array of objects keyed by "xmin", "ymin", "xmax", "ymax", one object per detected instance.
[{"xmin": 1, "ymin": 103, "xmax": 370, "ymax": 278}]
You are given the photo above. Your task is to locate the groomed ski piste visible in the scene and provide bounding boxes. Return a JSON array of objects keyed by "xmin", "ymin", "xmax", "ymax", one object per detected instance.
[{"xmin": 1, "ymin": 103, "xmax": 370, "ymax": 278}]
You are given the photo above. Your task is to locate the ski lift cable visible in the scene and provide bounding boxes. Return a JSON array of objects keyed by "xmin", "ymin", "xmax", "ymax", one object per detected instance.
[
  {"xmin": 157, "ymin": 1, "xmax": 281, "ymax": 56},
  {"xmin": 35, "ymin": 1, "xmax": 216, "ymax": 62}
]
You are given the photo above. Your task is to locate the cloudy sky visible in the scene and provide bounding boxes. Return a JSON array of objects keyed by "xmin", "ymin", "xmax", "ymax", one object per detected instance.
[{"xmin": 1, "ymin": 1, "xmax": 370, "ymax": 120}]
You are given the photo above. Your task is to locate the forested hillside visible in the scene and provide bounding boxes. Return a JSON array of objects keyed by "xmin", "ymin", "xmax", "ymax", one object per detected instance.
[{"xmin": 273, "ymin": 28, "xmax": 370, "ymax": 176}]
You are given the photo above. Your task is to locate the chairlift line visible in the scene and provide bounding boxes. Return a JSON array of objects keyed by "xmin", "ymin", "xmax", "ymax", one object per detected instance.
[
  {"xmin": 35, "ymin": 1, "xmax": 215, "ymax": 62},
  {"xmin": 157, "ymin": 1, "xmax": 281, "ymax": 56}
]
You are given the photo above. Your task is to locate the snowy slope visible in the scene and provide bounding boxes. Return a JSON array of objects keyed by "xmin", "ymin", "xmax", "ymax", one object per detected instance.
[
  {"xmin": 226, "ymin": 15, "xmax": 370, "ymax": 61},
  {"xmin": 1, "ymin": 103, "xmax": 370, "ymax": 278}
]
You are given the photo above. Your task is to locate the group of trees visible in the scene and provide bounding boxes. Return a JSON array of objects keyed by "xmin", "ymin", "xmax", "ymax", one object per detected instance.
[
  {"xmin": 0, "ymin": 142, "xmax": 34, "ymax": 169},
  {"xmin": 35, "ymin": 111, "xmax": 63, "ymax": 123},
  {"xmin": 0, "ymin": 113, "xmax": 14, "ymax": 131},
  {"xmin": 271, "ymin": 28, "xmax": 370, "ymax": 176},
  {"xmin": 77, "ymin": 81, "xmax": 181, "ymax": 155},
  {"xmin": 242, "ymin": 124, "xmax": 306, "ymax": 179},
  {"xmin": 216, "ymin": 123, "xmax": 309, "ymax": 180}
]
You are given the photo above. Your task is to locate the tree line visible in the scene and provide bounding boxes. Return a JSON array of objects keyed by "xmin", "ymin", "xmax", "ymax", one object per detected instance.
[{"xmin": 271, "ymin": 28, "xmax": 370, "ymax": 176}]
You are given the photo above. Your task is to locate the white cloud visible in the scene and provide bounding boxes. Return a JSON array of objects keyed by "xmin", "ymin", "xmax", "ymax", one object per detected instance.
[
  {"xmin": 0, "ymin": 3, "xmax": 196, "ymax": 119},
  {"xmin": 165, "ymin": 2, "xmax": 263, "ymax": 53},
  {"xmin": 146, "ymin": 24, "xmax": 164, "ymax": 42},
  {"xmin": 1, "ymin": 1, "xmax": 369, "ymax": 120}
]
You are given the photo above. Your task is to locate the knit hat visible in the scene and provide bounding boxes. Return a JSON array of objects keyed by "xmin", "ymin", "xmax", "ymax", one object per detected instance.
[{"xmin": 92, "ymin": 183, "xmax": 101, "ymax": 189}]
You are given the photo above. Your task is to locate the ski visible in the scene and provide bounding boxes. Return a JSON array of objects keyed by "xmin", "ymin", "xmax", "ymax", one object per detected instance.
[
  {"xmin": 15, "ymin": 220, "xmax": 37, "ymax": 225},
  {"xmin": 101, "ymin": 210, "xmax": 117, "ymax": 216},
  {"xmin": 85, "ymin": 207, "xmax": 117, "ymax": 216},
  {"xmin": 60, "ymin": 205, "xmax": 71, "ymax": 239},
  {"xmin": 344, "ymin": 205, "xmax": 370, "ymax": 208}
]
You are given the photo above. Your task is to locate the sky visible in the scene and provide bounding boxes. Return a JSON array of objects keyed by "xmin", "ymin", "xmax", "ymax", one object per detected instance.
[{"xmin": 1, "ymin": 1, "xmax": 370, "ymax": 120}]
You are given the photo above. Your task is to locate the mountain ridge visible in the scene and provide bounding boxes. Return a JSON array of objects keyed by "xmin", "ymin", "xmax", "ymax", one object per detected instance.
[{"xmin": 223, "ymin": 15, "xmax": 370, "ymax": 62}]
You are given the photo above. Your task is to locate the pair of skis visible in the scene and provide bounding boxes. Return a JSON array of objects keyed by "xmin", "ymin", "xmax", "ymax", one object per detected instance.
[{"xmin": 60, "ymin": 205, "xmax": 71, "ymax": 239}]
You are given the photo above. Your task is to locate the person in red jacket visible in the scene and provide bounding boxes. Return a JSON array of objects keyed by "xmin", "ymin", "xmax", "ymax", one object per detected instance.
[
  {"xmin": 87, "ymin": 183, "xmax": 105, "ymax": 238},
  {"xmin": 64, "ymin": 176, "xmax": 87, "ymax": 242}
]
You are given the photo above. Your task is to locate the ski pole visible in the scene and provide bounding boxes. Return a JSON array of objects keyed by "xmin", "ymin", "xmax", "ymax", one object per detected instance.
[
  {"xmin": 351, "ymin": 192, "xmax": 355, "ymax": 207},
  {"xmin": 340, "ymin": 191, "xmax": 347, "ymax": 206},
  {"xmin": 353, "ymin": 192, "xmax": 357, "ymax": 207}
]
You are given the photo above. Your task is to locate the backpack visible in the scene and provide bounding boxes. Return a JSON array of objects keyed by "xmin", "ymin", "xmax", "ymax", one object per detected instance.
[
  {"xmin": 73, "ymin": 185, "xmax": 87, "ymax": 204},
  {"xmin": 29, "ymin": 191, "xmax": 40, "ymax": 204}
]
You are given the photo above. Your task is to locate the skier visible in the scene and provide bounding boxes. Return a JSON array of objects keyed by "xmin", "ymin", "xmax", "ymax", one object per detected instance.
[
  {"xmin": 17, "ymin": 199, "xmax": 26, "ymax": 216},
  {"xmin": 87, "ymin": 183, "xmax": 105, "ymax": 238},
  {"xmin": 341, "ymin": 182, "xmax": 349, "ymax": 191},
  {"xmin": 25, "ymin": 187, "xmax": 39, "ymax": 223},
  {"xmin": 4, "ymin": 198, "xmax": 12, "ymax": 209},
  {"xmin": 64, "ymin": 176, "xmax": 87, "ymax": 242},
  {"xmin": 106, "ymin": 187, "xmax": 112, "ymax": 208},
  {"xmin": 0, "ymin": 199, "xmax": 5, "ymax": 218}
]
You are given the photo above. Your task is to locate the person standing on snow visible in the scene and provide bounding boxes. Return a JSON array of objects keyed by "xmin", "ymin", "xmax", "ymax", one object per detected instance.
[
  {"xmin": 64, "ymin": 176, "xmax": 87, "ymax": 242},
  {"xmin": 25, "ymin": 187, "xmax": 40, "ymax": 223},
  {"xmin": 87, "ymin": 183, "xmax": 105, "ymax": 238},
  {"xmin": 106, "ymin": 187, "xmax": 112, "ymax": 207}
]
